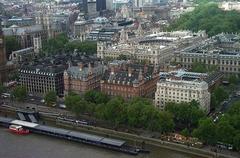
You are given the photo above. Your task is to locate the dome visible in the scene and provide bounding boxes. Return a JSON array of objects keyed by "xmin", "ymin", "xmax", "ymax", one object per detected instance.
[{"xmin": 94, "ymin": 17, "xmax": 109, "ymax": 24}]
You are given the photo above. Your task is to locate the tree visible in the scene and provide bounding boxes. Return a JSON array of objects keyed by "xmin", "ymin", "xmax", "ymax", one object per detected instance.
[
  {"xmin": 166, "ymin": 101, "xmax": 206, "ymax": 130},
  {"xmin": 228, "ymin": 101, "xmax": 240, "ymax": 130},
  {"xmin": 11, "ymin": 86, "xmax": 27, "ymax": 101},
  {"xmin": 228, "ymin": 75, "xmax": 238, "ymax": 85},
  {"xmin": 42, "ymin": 33, "xmax": 68, "ymax": 54},
  {"xmin": 180, "ymin": 128, "xmax": 191, "ymax": 137},
  {"xmin": 0, "ymin": 83, "xmax": 6, "ymax": 94},
  {"xmin": 191, "ymin": 62, "xmax": 207, "ymax": 73},
  {"xmin": 191, "ymin": 62, "xmax": 217, "ymax": 73},
  {"xmin": 212, "ymin": 86, "xmax": 228, "ymax": 106},
  {"xmin": 101, "ymin": 97, "xmax": 127, "ymax": 125},
  {"xmin": 65, "ymin": 94, "xmax": 92, "ymax": 116},
  {"xmin": 44, "ymin": 91, "xmax": 57, "ymax": 106},
  {"xmin": 210, "ymin": 93, "xmax": 217, "ymax": 109},
  {"xmin": 168, "ymin": 3, "xmax": 240, "ymax": 36},
  {"xmin": 84, "ymin": 90, "xmax": 109, "ymax": 104},
  {"xmin": 229, "ymin": 114, "xmax": 240, "ymax": 131},
  {"xmin": 127, "ymin": 98, "xmax": 152, "ymax": 128},
  {"xmin": 158, "ymin": 111, "xmax": 175, "ymax": 133},
  {"xmin": 72, "ymin": 99, "xmax": 88, "ymax": 116},
  {"xmin": 228, "ymin": 101, "xmax": 240, "ymax": 115},
  {"xmin": 5, "ymin": 36, "xmax": 21, "ymax": 59},
  {"xmin": 8, "ymin": 71, "xmax": 19, "ymax": 81},
  {"xmin": 216, "ymin": 120, "xmax": 236, "ymax": 144},
  {"xmin": 192, "ymin": 118, "xmax": 217, "ymax": 145},
  {"xmin": 117, "ymin": 54, "xmax": 128, "ymax": 60},
  {"xmin": 65, "ymin": 41, "xmax": 97, "ymax": 54},
  {"xmin": 65, "ymin": 94, "xmax": 81, "ymax": 110},
  {"xmin": 233, "ymin": 133, "xmax": 240, "ymax": 151}
]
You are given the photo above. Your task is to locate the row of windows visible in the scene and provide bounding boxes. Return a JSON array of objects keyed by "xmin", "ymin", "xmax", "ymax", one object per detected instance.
[
  {"xmin": 106, "ymin": 91, "xmax": 133, "ymax": 98},
  {"xmin": 183, "ymin": 64, "xmax": 240, "ymax": 72},
  {"xmin": 156, "ymin": 95, "xmax": 196, "ymax": 101},
  {"xmin": 156, "ymin": 98, "xmax": 192, "ymax": 104},
  {"xmin": 182, "ymin": 57, "xmax": 240, "ymax": 65},
  {"xmin": 157, "ymin": 93, "xmax": 197, "ymax": 98},
  {"xmin": 158, "ymin": 90, "xmax": 198, "ymax": 95},
  {"xmin": 102, "ymin": 85, "xmax": 134, "ymax": 91},
  {"xmin": 158, "ymin": 85, "xmax": 200, "ymax": 90}
]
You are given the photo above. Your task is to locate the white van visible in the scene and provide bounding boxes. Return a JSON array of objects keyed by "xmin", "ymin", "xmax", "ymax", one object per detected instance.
[{"xmin": 59, "ymin": 104, "xmax": 66, "ymax": 109}]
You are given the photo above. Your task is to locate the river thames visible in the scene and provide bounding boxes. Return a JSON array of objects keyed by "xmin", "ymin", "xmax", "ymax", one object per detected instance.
[{"xmin": 0, "ymin": 127, "xmax": 202, "ymax": 158}]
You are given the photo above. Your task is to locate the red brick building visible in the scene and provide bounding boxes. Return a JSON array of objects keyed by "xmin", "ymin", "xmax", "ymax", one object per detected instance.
[
  {"xmin": 100, "ymin": 64, "xmax": 159, "ymax": 99},
  {"xmin": 64, "ymin": 62, "xmax": 105, "ymax": 95}
]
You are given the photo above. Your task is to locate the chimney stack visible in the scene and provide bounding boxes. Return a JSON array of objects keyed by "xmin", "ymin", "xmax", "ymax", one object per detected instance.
[
  {"xmin": 88, "ymin": 62, "xmax": 93, "ymax": 75},
  {"xmin": 144, "ymin": 64, "xmax": 148, "ymax": 74},
  {"xmin": 68, "ymin": 61, "xmax": 72, "ymax": 68},
  {"xmin": 153, "ymin": 64, "xmax": 158, "ymax": 74},
  {"xmin": 138, "ymin": 68, "xmax": 143, "ymax": 81}
]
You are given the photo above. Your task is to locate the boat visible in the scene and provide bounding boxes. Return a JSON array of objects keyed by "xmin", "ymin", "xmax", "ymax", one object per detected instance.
[{"xmin": 9, "ymin": 124, "xmax": 30, "ymax": 134}]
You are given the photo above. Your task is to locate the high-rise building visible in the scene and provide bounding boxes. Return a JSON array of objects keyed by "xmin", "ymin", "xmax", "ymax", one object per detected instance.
[
  {"xmin": 78, "ymin": 0, "xmax": 88, "ymax": 13},
  {"xmin": 106, "ymin": 0, "xmax": 113, "ymax": 10},
  {"xmin": 134, "ymin": 0, "xmax": 144, "ymax": 8},
  {"xmin": 96, "ymin": 0, "xmax": 106, "ymax": 11}
]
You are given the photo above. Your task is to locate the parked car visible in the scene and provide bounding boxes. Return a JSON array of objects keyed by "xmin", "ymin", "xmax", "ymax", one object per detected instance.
[{"xmin": 59, "ymin": 104, "xmax": 66, "ymax": 109}]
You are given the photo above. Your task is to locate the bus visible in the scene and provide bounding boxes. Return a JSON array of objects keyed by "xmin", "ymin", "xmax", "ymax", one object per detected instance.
[{"xmin": 217, "ymin": 142, "xmax": 233, "ymax": 150}]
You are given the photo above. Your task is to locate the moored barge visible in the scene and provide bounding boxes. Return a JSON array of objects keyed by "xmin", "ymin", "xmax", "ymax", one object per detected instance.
[{"xmin": 0, "ymin": 117, "xmax": 142, "ymax": 155}]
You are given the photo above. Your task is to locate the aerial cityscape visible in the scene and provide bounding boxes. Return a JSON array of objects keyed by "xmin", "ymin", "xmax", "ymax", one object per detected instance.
[{"xmin": 0, "ymin": 0, "xmax": 240, "ymax": 158}]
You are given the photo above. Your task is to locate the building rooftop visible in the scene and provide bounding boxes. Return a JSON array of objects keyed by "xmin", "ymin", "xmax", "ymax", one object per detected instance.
[
  {"xmin": 65, "ymin": 62, "xmax": 104, "ymax": 79},
  {"xmin": 19, "ymin": 65, "xmax": 65, "ymax": 75},
  {"xmin": 102, "ymin": 64, "xmax": 157, "ymax": 86}
]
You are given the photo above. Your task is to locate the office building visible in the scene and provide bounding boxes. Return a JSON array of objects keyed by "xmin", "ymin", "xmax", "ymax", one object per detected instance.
[{"xmin": 155, "ymin": 70, "xmax": 211, "ymax": 112}]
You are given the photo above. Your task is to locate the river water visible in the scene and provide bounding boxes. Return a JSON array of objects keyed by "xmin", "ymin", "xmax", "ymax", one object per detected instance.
[{"xmin": 0, "ymin": 127, "xmax": 202, "ymax": 158}]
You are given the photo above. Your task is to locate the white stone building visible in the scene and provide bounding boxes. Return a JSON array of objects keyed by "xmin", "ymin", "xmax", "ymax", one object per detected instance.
[
  {"xmin": 219, "ymin": 1, "xmax": 240, "ymax": 11},
  {"xmin": 155, "ymin": 72, "xmax": 211, "ymax": 112},
  {"xmin": 175, "ymin": 33, "xmax": 240, "ymax": 74},
  {"xmin": 97, "ymin": 30, "xmax": 207, "ymax": 66}
]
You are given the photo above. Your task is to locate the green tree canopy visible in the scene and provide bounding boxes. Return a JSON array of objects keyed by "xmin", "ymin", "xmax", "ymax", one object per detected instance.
[
  {"xmin": 65, "ymin": 94, "xmax": 93, "ymax": 116},
  {"xmin": 11, "ymin": 86, "xmax": 27, "ymax": 101},
  {"xmin": 94, "ymin": 96, "xmax": 174, "ymax": 133},
  {"xmin": 191, "ymin": 62, "xmax": 217, "ymax": 73},
  {"xmin": 0, "ymin": 83, "xmax": 6, "ymax": 94},
  {"xmin": 233, "ymin": 133, "xmax": 240, "ymax": 151},
  {"xmin": 212, "ymin": 86, "xmax": 228, "ymax": 106},
  {"xmin": 166, "ymin": 101, "xmax": 206, "ymax": 130},
  {"xmin": 100, "ymin": 97, "xmax": 127, "ymax": 125},
  {"xmin": 5, "ymin": 36, "xmax": 21, "ymax": 59},
  {"xmin": 228, "ymin": 75, "xmax": 238, "ymax": 85},
  {"xmin": 44, "ymin": 91, "xmax": 57, "ymax": 106},
  {"xmin": 84, "ymin": 90, "xmax": 109, "ymax": 104},
  {"xmin": 117, "ymin": 54, "xmax": 128, "ymax": 60},
  {"xmin": 168, "ymin": 3, "xmax": 240, "ymax": 36},
  {"xmin": 192, "ymin": 118, "xmax": 217, "ymax": 145},
  {"xmin": 216, "ymin": 118, "xmax": 236, "ymax": 144},
  {"xmin": 65, "ymin": 41, "xmax": 97, "ymax": 54},
  {"xmin": 42, "ymin": 33, "xmax": 68, "ymax": 55}
]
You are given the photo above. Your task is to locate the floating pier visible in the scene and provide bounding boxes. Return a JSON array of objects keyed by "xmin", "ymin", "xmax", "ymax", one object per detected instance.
[{"xmin": 0, "ymin": 116, "xmax": 140, "ymax": 155}]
